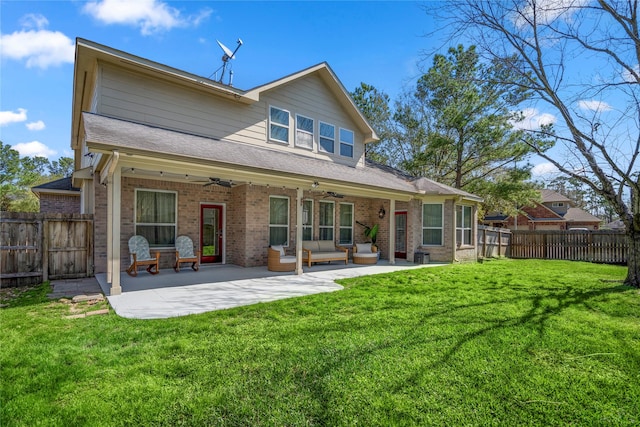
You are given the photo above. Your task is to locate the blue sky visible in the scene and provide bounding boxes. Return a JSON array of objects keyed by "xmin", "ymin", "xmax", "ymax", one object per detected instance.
[{"xmin": 1, "ymin": 0, "xmax": 591, "ymax": 179}]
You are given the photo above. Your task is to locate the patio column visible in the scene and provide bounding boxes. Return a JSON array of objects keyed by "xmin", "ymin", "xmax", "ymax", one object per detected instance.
[
  {"xmin": 295, "ymin": 187, "xmax": 304, "ymax": 275},
  {"xmin": 101, "ymin": 151, "xmax": 121, "ymax": 295},
  {"xmin": 389, "ymin": 199, "xmax": 396, "ymax": 265}
]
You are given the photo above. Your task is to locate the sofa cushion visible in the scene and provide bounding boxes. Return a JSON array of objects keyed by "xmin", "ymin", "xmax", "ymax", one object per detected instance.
[
  {"xmin": 271, "ymin": 245, "xmax": 285, "ymax": 256},
  {"xmin": 280, "ymin": 256, "xmax": 296, "ymax": 264},
  {"xmin": 356, "ymin": 243, "xmax": 372, "ymax": 254},
  {"xmin": 317, "ymin": 240, "xmax": 336, "ymax": 252},
  {"xmin": 312, "ymin": 252, "xmax": 346, "ymax": 261},
  {"xmin": 353, "ymin": 252, "xmax": 377, "ymax": 259},
  {"xmin": 302, "ymin": 240, "xmax": 319, "ymax": 252}
]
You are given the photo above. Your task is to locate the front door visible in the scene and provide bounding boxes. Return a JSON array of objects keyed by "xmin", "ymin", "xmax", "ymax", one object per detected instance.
[
  {"xmin": 395, "ymin": 211, "xmax": 407, "ymax": 259},
  {"xmin": 201, "ymin": 204, "xmax": 223, "ymax": 263}
]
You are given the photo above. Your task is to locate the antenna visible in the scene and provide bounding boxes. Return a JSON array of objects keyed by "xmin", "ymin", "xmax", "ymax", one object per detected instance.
[{"xmin": 211, "ymin": 38, "xmax": 243, "ymax": 86}]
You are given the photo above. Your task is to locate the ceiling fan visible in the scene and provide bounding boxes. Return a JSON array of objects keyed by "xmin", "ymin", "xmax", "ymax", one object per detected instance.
[{"xmin": 202, "ymin": 177, "xmax": 233, "ymax": 188}]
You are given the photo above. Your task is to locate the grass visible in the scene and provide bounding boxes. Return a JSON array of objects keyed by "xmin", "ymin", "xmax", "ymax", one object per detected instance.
[{"xmin": 1, "ymin": 259, "xmax": 639, "ymax": 426}]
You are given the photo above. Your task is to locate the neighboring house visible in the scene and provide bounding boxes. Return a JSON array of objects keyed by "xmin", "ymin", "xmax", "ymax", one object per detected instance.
[
  {"xmin": 70, "ymin": 39, "xmax": 482, "ymax": 295},
  {"xmin": 483, "ymin": 189, "xmax": 601, "ymax": 231},
  {"xmin": 32, "ymin": 177, "xmax": 81, "ymax": 214}
]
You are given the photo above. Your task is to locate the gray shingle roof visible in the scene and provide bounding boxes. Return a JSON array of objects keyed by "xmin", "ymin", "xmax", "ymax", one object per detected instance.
[
  {"xmin": 82, "ymin": 113, "xmax": 481, "ymax": 200},
  {"xmin": 32, "ymin": 177, "xmax": 79, "ymax": 192}
]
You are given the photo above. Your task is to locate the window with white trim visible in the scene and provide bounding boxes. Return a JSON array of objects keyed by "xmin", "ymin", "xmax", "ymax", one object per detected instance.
[
  {"xmin": 339, "ymin": 203, "xmax": 354, "ymax": 245},
  {"xmin": 295, "ymin": 114, "xmax": 314, "ymax": 149},
  {"xmin": 135, "ymin": 189, "xmax": 177, "ymax": 247},
  {"xmin": 269, "ymin": 106, "xmax": 290, "ymax": 144},
  {"xmin": 319, "ymin": 200, "xmax": 334, "ymax": 241},
  {"xmin": 269, "ymin": 196, "xmax": 289, "ymax": 246},
  {"xmin": 339, "ymin": 128, "xmax": 354, "ymax": 157},
  {"xmin": 302, "ymin": 199, "xmax": 313, "ymax": 241},
  {"xmin": 319, "ymin": 122, "xmax": 335, "ymax": 153},
  {"xmin": 456, "ymin": 205, "xmax": 473, "ymax": 246},
  {"xmin": 551, "ymin": 202, "xmax": 565, "ymax": 207},
  {"xmin": 422, "ymin": 203, "xmax": 443, "ymax": 246}
]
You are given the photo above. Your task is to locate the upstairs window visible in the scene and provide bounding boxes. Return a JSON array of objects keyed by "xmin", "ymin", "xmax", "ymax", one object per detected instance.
[
  {"xmin": 339, "ymin": 128, "xmax": 354, "ymax": 157},
  {"xmin": 269, "ymin": 106, "xmax": 289, "ymax": 144},
  {"xmin": 319, "ymin": 122, "xmax": 335, "ymax": 153},
  {"xmin": 295, "ymin": 115, "xmax": 314, "ymax": 149}
]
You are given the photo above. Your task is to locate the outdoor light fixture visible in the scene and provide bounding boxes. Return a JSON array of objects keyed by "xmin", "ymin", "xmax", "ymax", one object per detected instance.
[
  {"xmin": 378, "ymin": 206, "xmax": 386, "ymax": 219},
  {"xmin": 311, "ymin": 181, "xmax": 319, "ymax": 188}
]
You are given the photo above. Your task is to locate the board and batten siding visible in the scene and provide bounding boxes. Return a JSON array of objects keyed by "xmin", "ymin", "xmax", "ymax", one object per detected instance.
[{"xmin": 95, "ymin": 63, "xmax": 365, "ymax": 167}]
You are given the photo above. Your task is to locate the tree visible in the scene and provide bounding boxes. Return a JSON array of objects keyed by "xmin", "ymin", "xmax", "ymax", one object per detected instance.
[
  {"xmin": 0, "ymin": 142, "xmax": 21, "ymax": 211},
  {"xmin": 402, "ymin": 45, "xmax": 541, "ymax": 216},
  {"xmin": 350, "ymin": 83, "xmax": 395, "ymax": 164},
  {"xmin": 49, "ymin": 157, "xmax": 74, "ymax": 177},
  {"xmin": 436, "ymin": 1, "xmax": 640, "ymax": 287}
]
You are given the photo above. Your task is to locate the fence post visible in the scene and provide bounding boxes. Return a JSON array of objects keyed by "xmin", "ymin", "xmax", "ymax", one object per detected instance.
[{"xmin": 41, "ymin": 220, "xmax": 48, "ymax": 283}]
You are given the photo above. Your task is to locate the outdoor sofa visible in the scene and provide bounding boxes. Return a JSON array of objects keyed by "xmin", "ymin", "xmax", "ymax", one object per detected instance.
[{"xmin": 301, "ymin": 240, "xmax": 349, "ymax": 267}]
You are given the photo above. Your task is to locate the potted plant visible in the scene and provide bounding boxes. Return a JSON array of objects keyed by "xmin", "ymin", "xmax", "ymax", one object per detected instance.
[{"xmin": 356, "ymin": 221, "xmax": 380, "ymax": 259}]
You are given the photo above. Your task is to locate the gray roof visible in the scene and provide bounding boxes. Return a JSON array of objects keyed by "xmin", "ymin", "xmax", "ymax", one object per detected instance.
[
  {"xmin": 564, "ymin": 207, "xmax": 601, "ymax": 223},
  {"xmin": 82, "ymin": 113, "xmax": 481, "ymax": 200},
  {"xmin": 32, "ymin": 177, "xmax": 79, "ymax": 192}
]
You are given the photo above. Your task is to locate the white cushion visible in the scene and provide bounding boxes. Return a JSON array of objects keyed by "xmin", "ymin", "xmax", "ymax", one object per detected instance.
[
  {"xmin": 356, "ymin": 243, "xmax": 372, "ymax": 254},
  {"xmin": 353, "ymin": 252, "xmax": 377, "ymax": 259},
  {"xmin": 302, "ymin": 241, "xmax": 319, "ymax": 252},
  {"xmin": 271, "ymin": 245, "xmax": 285, "ymax": 256},
  {"xmin": 317, "ymin": 240, "xmax": 336, "ymax": 252},
  {"xmin": 280, "ymin": 256, "xmax": 296, "ymax": 264}
]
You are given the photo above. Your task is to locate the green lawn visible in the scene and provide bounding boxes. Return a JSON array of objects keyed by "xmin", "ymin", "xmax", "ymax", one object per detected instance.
[{"xmin": 1, "ymin": 259, "xmax": 639, "ymax": 426}]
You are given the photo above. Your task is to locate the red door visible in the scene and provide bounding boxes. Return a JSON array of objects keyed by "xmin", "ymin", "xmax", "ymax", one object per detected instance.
[
  {"xmin": 395, "ymin": 211, "xmax": 407, "ymax": 259},
  {"xmin": 201, "ymin": 204, "xmax": 223, "ymax": 263}
]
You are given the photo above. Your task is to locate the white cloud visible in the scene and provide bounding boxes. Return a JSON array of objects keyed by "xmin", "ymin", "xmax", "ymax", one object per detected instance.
[
  {"xmin": 26, "ymin": 120, "xmax": 46, "ymax": 131},
  {"xmin": 0, "ymin": 108, "xmax": 28, "ymax": 126},
  {"xmin": 514, "ymin": 0, "xmax": 590, "ymax": 28},
  {"xmin": 622, "ymin": 64, "xmax": 639, "ymax": 83},
  {"xmin": 83, "ymin": 0, "xmax": 211, "ymax": 36},
  {"xmin": 511, "ymin": 108, "xmax": 557, "ymax": 131},
  {"xmin": 12, "ymin": 141, "xmax": 57, "ymax": 158},
  {"xmin": 0, "ymin": 14, "xmax": 74, "ymax": 69},
  {"xmin": 531, "ymin": 162, "xmax": 560, "ymax": 177},
  {"xmin": 578, "ymin": 100, "xmax": 612, "ymax": 113}
]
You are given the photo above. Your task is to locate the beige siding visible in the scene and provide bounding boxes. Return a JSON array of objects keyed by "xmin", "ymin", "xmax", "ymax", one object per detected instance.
[{"xmin": 96, "ymin": 64, "xmax": 365, "ymax": 167}]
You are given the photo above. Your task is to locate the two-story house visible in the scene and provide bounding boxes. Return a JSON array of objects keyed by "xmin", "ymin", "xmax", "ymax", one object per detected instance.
[{"xmin": 70, "ymin": 39, "xmax": 482, "ymax": 296}]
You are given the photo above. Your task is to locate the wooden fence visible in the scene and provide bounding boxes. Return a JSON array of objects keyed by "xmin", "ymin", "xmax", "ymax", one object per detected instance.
[
  {"xmin": 477, "ymin": 225, "xmax": 511, "ymax": 258},
  {"xmin": 510, "ymin": 230, "xmax": 627, "ymax": 264},
  {"xmin": 1, "ymin": 212, "xmax": 93, "ymax": 287}
]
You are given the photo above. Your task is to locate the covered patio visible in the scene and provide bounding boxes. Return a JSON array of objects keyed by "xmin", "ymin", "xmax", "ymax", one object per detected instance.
[{"xmin": 96, "ymin": 261, "xmax": 435, "ymax": 319}]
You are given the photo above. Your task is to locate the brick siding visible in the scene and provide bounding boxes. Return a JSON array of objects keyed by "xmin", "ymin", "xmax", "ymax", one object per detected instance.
[{"xmin": 39, "ymin": 194, "xmax": 80, "ymax": 214}]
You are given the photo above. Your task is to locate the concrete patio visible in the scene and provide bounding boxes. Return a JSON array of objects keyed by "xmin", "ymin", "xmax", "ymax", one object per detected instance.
[{"xmin": 91, "ymin": 260, "xmax": 436, "ymax": 319}]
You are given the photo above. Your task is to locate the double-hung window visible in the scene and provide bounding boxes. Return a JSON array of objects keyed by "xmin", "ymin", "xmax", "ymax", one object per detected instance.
[
  {"xmin": 302, "ymin": 199, "xmax": 313, "ymax": 240},
  {"xmin": 269, "ymin": 106, "xmax": 290, "ymax": 144},
  {"xmin": 422, "ymin": 203, "xmax": 443, "ymax": 246},
  {"xmin": 338, "ymin": 203, "xmax": 354, "ymax": 245},
  {"xmin": 339, "ymin": 128, "xmax": 354, "ymax": 157},
  {"xmin": 295, "ymin": 114, "xmax": 314, "ymax": 149},
  {"xmin": 319, "ymin": 201, "xmax": 334, "ymax": 241},
  {"xmin": 269, "ymin": 196, "xmax": 289, "ymax": 246},
  {"xmin": 319, "ymin": 122, "xmax": 335, "ymax": 153},
  {"xmin": 456, "ymin": 205, "xmax": 473, "ymax": 246},
  {"xmin": 135, "ymin": 189, "xmax": 177, "ymax": 247}
]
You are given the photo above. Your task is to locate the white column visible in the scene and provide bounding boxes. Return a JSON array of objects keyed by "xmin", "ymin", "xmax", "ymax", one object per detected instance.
[
  {"xmin": 295, "ymin": 187, "xmax": 304, "ymax": 275},
  {"xmin": 389, "ymin": 199, "xmax": 396, "ymax": 265},
  {"xmin": 109, "ymin": 166, "xmax": 122, "ymax": 295}
]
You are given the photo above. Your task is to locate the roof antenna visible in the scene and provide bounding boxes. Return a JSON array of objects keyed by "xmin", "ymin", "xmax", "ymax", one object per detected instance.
[{"xmin": 211, "ymin": 38, "xmax": 243, "ymax": 86}]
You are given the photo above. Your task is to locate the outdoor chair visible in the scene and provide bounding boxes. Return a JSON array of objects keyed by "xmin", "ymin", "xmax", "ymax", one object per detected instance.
[
  {"xmin": 174, "ymin": 235, "xmax": 200, "ymax": 272},
  {"xmin": 126, "ymin": 235, "xmax": 160, "ymax": 277},
  {"xmin": 267, "ymin": 245, "xmax": 296, "ymax": 272},
  {"xmin": 352, "ymin": 243, "xmax": 378, "ymax": 265}
]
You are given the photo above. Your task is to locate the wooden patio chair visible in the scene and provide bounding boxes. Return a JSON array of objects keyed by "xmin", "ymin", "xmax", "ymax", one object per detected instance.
[
  {"xmin": 126, "ymin": 235, "xmax": 160, "ymax": 277},
  {"xmin": 174, "ymin": 235, "xmax": 200, "ymax": 272}
]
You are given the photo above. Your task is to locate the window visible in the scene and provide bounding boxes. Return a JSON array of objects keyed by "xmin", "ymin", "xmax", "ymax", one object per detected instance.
[
  {"xmin": 319, "ymin": 122, "xmax": 335, "ymax": 153},
  {"xmin": 295, "ymin": 114, "xmax": 314, "ymax": 149},
  {"xmin": 339, "ymin": 128, "xmax": 354, "ymax": 157},
  {"xmin": 552, "ymin": 202, "xmax": 565, "ymax": 207},
  {"xmin": 135, "ymin": 190, "xmax": 177, "ymax": 247},
  {"xmin": 422, "ymin": 203, "xmax": 443, "ymax": 246},
  {"xmin": 269, "ymin": 106, "xmax": 289, "ymax": 143},
  {"xmin": 339, "ymin": 203, "xmax": 354, "ymax": 245},
  {"xmin": 303, "ymin": 199, "xmax": 313, "ymax": 240},
  {"xmin": 319, "ymin": 201, "xmax": 334, "ymax": 241},
  {"xmin": 456, "ymin": 205, "xmax": 473, "ymax": 246},
  {"xmin": 269, "ymin": 196, "xmax": 289, "ymax": 246}
]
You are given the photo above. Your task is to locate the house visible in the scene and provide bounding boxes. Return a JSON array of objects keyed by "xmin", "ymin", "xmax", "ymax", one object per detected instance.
[
  {"xmin": 70, "ymin": 39, "xmax": 482, "ymax": 296},
  {"xmin": 32, "ymin": 177, "xmax": 81, "ymax": 214},
  {"xmin": 483, "ymin": 189, "xmax": 601, "ymax": 230}
]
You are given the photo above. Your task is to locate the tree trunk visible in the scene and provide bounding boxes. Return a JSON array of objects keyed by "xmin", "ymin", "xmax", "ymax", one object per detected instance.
[{"xmin": 625, "ymin": 226, "xmax": 640, "ymax": 288}]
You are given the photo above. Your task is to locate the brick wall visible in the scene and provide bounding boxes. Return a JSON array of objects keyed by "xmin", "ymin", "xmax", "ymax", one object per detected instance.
[{"xmin": 39, "ymin": 194, "xmax": 80, "ymax": 214}]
